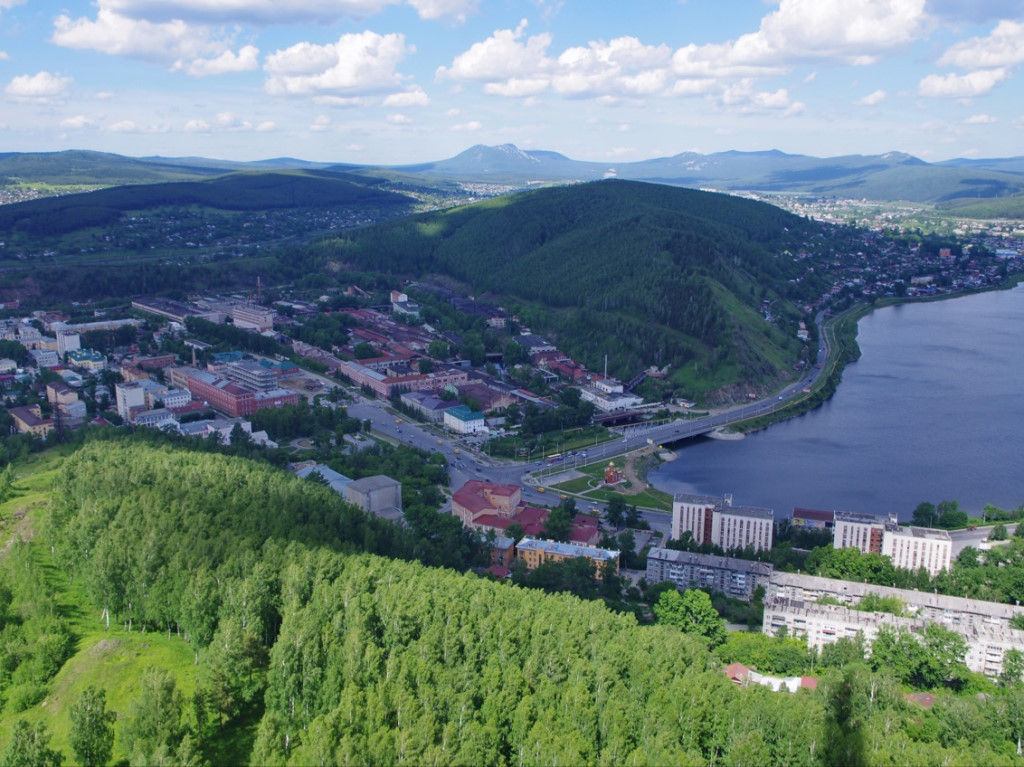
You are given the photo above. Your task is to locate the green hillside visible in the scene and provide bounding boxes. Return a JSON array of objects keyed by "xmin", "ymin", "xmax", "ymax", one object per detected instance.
[
  {"xmin": 935, "ymin": 192, "xmax": 1024, "ymax": 219},
  {"xmin": 320, "ymin": 179, "xmax": 820, "ymax": 395},
  {"xmin": 3, "ymin": 439, "xmax": 1024, "ymax": 765},
  {"xmin": 0, "ymin": 149, "xmax": 230, "ymax": 188},
  {"xmin": 0, "ymin": 170, "xmax": 413, "ymax": 236}
]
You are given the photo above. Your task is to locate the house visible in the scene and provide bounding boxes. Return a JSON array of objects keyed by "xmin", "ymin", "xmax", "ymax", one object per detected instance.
[
  {"xmin": 8, "ymin": 405, "xmax": 54, "ymax": 437},
  {"xmin": 444, "ymin": 404, "xmax": 487, "ymax": 435}
]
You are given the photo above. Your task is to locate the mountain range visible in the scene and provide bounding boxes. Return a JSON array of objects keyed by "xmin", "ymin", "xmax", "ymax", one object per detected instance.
[{"xmin": 4, "ymin": 145, "xmax": 1024, "ymax": 205}]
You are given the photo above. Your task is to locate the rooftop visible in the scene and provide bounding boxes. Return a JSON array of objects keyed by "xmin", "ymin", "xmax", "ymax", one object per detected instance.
[
  {"xmin": 516, "ymin": 537, "xmax": 620, "ymax": 562},
  {"xmin": 647, "ymin": 547, "xmax": 775, "ymax": 576}
]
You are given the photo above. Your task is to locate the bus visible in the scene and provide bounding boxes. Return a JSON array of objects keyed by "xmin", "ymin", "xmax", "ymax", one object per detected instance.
[{"xmin": 546, "ymin": 453, "xmax": 563, "ymax": 463}]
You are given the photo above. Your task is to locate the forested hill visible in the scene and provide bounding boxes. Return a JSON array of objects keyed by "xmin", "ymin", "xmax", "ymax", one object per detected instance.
[
  {"xmin": 0, "ymin": 169, "xmax": 413, "ymax": 236},
  {"xmin": 321, "ymin": 179, "xmax": 823, "ymax": 392},
  {"xmin": 7, "ymin": 439, "xmax": 1023, "ymax": 764}
]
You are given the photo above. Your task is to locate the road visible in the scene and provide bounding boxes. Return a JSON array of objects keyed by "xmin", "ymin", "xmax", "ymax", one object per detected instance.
[{"xmin": 338, "ymin": 313, "xmax": 834, "ymax": 537}]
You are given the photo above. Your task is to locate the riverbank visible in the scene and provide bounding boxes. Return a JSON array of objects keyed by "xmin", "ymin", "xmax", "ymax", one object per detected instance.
[
  {"xmin": 729, "ymin": 272, "xmax": 1024, "ymax": 435},
  {"xmin": 646, "ymin": 280, "xmax": 1024, "ymax": 517}
]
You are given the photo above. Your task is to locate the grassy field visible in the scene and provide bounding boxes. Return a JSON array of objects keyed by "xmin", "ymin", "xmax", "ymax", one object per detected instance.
[{"xmin": 0, "ymin": 447, "xmax": 255, "ymax": 763}]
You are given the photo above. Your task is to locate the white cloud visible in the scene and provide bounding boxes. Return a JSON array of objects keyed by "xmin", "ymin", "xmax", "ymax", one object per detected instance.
[
  {"xmin": 264, "ymin": 31, "xmax": 413, "ymax": 96},
  {"xmin": 0, "ymin": 51, "xmax": 9, "ymax": 61},
  {"xmin": 858, "ymin": 89, "xmax": 886, "ymax": 106},
  {"xmin": 719, "ymin": 79, "xmax": 804, "ymax": 114},
  {"xmin": 405, "ymin": 0, "xmax": 479, "ymax": 22},
  {"xmin": 187, "ymin": 45, "xmax": 259, "ymax": 77},
  {"xmin": 483, "ymin": 77, "xmax": 549, "ymax": 97},
  {"xmin": 95, "ymin": 91, "xmax": 115, "ymax": 99},
  {"xmin": 52, "ymin": 8, "xmax": 233, "ymax": 70},
  {"xmin": 919, "ymin": 68, "xmax": 1008, "ymax": 97},
  {"xmin": 938, "ymin": 20, "xmax": 1024, "ymax": 70},
  {"xmin": 60, "ymin": 115, "xmax": 96, "ymax": 129},
  {"xmin": 1013, "ymin": 115, "xmax": 1024, "ymax": 131},
  {"xmin": 108, "ymin": 119, "xmax": 168, "ymax": 133},
  {"xmin": 382, "ymin": 86, "xmax": 429, "ymax": 107},
  {"xmin": 101, "ymin": 0, "xmax": 474, "ymax": 24},
  {"xmin": 437, "ymin": 19, "xmax": 552, "ymax": 82},
  {"xmin": 0, "ymin": 0, "xmax": 26, "ymax": 10},
  {"xmin": 313, "ymin": 95, "xmax": 367, "ymax": 107},
  {"xmin": 451, "ymin": 120, "xmax": 482, "ymax": 131},
  {"xmin": 185, "ymin": 118, "xmax": 211, "ymax": 132},
  {"xmin": 440, "ymin": 22, "xmax": 677, "ymax": 100},
  {"xmin": 965, "ymin": 113, "xmax": 997, "ymax": 124},
  {"xmin": 255, "ymin": 121, "xmax": 276, "ymax": 131},
  {"xmin": 674, "ymin": 0, "xmax": 926, "ymax": 80},
  {"xmin": 672, "ymin": 79, "xmax": 717, "ymax": 97},
  {"xmin": 310, "ymin": 115, "xmax": 332, "ymax": 131},
  {"xmin": 386, "ymin": 113, "xmax": 412, "ymax": 124},
  {"xmin": 5, "ymin": 71, "xmax": 72, "ymax": 104}
]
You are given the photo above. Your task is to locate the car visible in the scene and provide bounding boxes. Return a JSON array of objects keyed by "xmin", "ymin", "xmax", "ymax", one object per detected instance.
[
  {"xmin": 454, "ymin": 448, "xmax": 460, "ymax": 454},
  {"xmin": 395, "ymin": 418, "xmax": 403, "ymax": 424},
  {"xmin": 437, "ymin": 439, "xmax": 443, "ymax": 445}
]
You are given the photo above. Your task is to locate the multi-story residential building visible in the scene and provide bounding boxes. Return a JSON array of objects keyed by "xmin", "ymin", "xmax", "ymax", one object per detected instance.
[
  {"xmin": 8, "ymin": 405, "xmax": 54, "ymax": 437},
  {"xmin": 716, "ymin": 505, "xmax": 774, "ymax": 552},
  {"xmin": 516, "ymin": 537, "xmax": 620, "ymax": 577},
  {"xmin": 29, "ymin": 349, "xmax": 59, "ymax": 368},
  {"xmin": 672, "ymin": 494, "xmax": 775, "ymax": 552},
  {"xmin": 763, "ymin": 571, "xmax": 1024, "ymax": 678},
  {"xmin": 646, "ymin": 548, "xmax": 774, "ymax": 601},
  {"xmin": 56, "ymin": 331, "xmax": 81, "ymax": 356},
  {"xmin": 671, "ymin": 493, "xmax": 721, "ymax": 543},
  {"xmin": 880, "ymin": 525, "xmax": 952, "ymax": 576},
  {"xmin": 833, "ymin": 510, "xmax": 897, "ymax": 554},
  {"xmin": 115, "ymin": 382, "xmax": 146, "ymax": 420}
]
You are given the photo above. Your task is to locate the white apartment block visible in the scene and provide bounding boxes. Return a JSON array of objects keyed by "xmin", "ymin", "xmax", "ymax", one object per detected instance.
[
  {"xmin": 715, "ymin": 506, "xmax": 774, "ymax": 552},
  {"xmin": 671, "ymin": 493, "xmax": 721, "ymax": 543},
  {"xmin": 115, "ymin": 382, "xmax": 146, "ymax": 420},
  {"xmin": 672, "ymin": 493, "xmax": 774, "ymax": 552},
  {"xmin": 764, "ymin": 571, "xmax": 1024, "ymax": 678},
  {"xmin": 833, "ymin": 510, "xmax": 897, "ymax": 554},
  {"xmin": 881, "ymin": 526, "xmax": 952, "ymax": 576}
]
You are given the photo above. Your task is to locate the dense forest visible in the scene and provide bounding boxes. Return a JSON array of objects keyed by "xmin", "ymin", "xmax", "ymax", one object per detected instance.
[
  {"xmin": 318, "ymin": 180, "xmax": 822, "ymax": 390},
  {"xmin": 1, "ymin": 438, "xmax": 1024, "ymax": 764},
  {"xmin": 0, "ymin": 170, "xmax": 412, "ymax": 236}
]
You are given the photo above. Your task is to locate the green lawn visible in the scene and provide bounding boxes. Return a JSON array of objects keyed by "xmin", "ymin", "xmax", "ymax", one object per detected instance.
[{"xmin": 0, "ymin": 448, "xmax": 243, "ymax": 763}]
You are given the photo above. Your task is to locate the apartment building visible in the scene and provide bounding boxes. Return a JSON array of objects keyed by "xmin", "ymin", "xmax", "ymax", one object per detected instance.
[
  {"xmin": 672, "ymin": 493, "xmax": 774, "ymax": 552},
  {"xmin": 763, "ymin": 571, "xmax": 1024, "ymax": 678},
  {"xmin": 880, "ymin": 525, "xmax": 952, "ymax": 576},
  {"xmin": 833, "ymin": 510, "xmax": 896, "ymax": 554},
  {"xmin": 646, "ymin": 548, "xmax": 773, "ymax": 601},
  {"xmin": 516, "ymin": 537, "xmax": 620, "ymax": 577}
]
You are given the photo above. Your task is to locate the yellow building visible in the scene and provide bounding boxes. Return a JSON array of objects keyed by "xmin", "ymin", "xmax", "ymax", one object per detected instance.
[
  {"xmin": 8, "ymin": 405, "xmax": 54, "ymax": 437},
  {"xmin": 515, "ymin": 537, "xmax": 620, "ymax": 577}
]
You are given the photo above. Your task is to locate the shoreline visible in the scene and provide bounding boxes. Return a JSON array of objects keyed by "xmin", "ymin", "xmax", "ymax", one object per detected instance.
[{"xmin": 646, "ymin": 274, "xmax": 1024, "ymax": 501}]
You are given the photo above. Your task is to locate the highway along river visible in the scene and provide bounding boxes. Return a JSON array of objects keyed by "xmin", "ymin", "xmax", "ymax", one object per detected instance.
[{"xmin": 650, "ymin": 284, "xmax": 1024, "ymax": 520}]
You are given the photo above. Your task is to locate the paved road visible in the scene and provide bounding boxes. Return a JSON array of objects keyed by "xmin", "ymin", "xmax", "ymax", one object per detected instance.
[{"xmin": 338, "ymin": 312, "xmax": 834, "ymax": 537}]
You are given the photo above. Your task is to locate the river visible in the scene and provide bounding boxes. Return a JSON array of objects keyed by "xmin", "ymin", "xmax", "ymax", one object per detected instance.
[{"xmin": 649, "ymin": 285, "xmax": 1024, "ymax": 520}]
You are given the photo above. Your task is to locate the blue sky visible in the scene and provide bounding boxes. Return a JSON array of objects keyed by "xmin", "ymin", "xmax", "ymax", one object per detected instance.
[{"xmin": 2, "ymin": 0, "xmax": 1023, "ymax": 164}]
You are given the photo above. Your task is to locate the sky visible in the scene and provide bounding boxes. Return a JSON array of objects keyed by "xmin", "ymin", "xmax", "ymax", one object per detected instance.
[{"xmin": 1, "ymin": 0, "xmax": 1024, "ymax": 165}]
